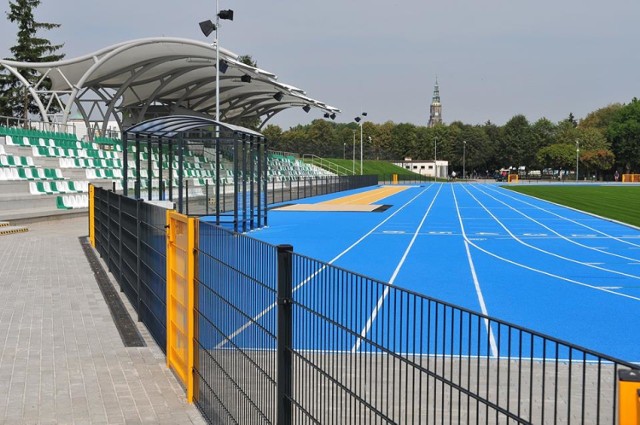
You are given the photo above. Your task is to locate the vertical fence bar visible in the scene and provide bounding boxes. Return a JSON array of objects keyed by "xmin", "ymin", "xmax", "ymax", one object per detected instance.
[
  {"xmin": 136, "ymin": 198, "xmax": 142, "ymax": 322},
  {"xmin": 118, "ymin": 194, "xmax": 123, "ymax": 287},
  {"xmin": 89, "ymin": 184, "xmax": 95, "ymax": 247},
  {"xmin": 106, "ymin": 189, "xmax": 111, "ymax": 272},
  {"xmin": 277, "ymin": 244, "xmax": 294, "ymax": 425}
]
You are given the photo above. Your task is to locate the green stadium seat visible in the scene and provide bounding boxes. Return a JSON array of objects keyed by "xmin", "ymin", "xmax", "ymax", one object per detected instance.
[{"xmin": 56, "ymin": 196, "xmax": 71, "ymax": 209}]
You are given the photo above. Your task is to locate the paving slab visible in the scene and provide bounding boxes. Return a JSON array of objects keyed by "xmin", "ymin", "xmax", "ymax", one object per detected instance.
[{"xmin": 0, "ymin": 215, "xmax": 206, "ymax": 424}]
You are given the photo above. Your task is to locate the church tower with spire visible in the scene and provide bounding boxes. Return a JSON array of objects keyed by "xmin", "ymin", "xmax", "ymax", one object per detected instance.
[{"xmin": 428, "ymin": 78, "xmax": 442, "ymax": 127}]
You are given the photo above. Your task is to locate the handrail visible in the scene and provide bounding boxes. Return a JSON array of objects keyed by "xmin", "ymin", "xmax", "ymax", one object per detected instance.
[{"xmin": 302, "ymin": 154, "xmax": 354, "ymax": 176}]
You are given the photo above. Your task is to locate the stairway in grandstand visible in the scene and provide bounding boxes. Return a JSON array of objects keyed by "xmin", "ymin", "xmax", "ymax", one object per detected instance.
[
  {"xmin": 0, "ymin": 125, "xmax": 334, "ymax": 221},
  {"xmin": 0, "ymin": 220, "xmax": 28, "ymax": 235}
]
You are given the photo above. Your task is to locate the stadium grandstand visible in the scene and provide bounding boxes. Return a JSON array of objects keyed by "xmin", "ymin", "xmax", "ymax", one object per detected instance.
[{"xmin": 0, "ymin": 37, "xmax": 341, "ymax": 222}]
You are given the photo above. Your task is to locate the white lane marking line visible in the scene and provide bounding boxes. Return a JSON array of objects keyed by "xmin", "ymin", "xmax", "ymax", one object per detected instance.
[
  {"xmin": 452, "ymin": 186, "xmax": 498, "ymax": 358},
  {"xmin": 464, "ymin": 186, "xmax": 640, "ymax": 280},
  {"xmin": 428, "ymin": 231, "xmax": 453, "ymax": 235},
  {"xmin": 452, "ymin": 187, "xmax": 640, "ymax": 302},
  {"xmin": 474, "ymin": 186, "xmax": 639, "ymax": 264},
  {"xmin": 598, "ymin": 286, "xmax": 622, "ymax": 290},
  {"xmin": 481, "ymin": 184, "xmax": 640, "ymax": 250},
  {"xmin": 464, "ymin": 240, "xmax": 499, "ymax": 357},
  {"xmin": 216, "ymin": 184, "xmax": 436, "ymax": 349},
  {"xmin": 352, "ymin": 184, "xmax": 444, "ymax": 353},
  {"xmin": 382, "ymin": 230, "xmax": 406, "ymax": 234}
]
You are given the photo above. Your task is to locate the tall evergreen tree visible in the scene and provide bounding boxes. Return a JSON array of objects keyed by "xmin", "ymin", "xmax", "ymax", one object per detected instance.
[{"xmin": 0, "ymin": 0, "xmax": 64, "ymax": 121}]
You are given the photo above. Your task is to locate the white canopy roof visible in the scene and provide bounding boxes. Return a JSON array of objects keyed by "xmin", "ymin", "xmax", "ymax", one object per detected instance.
[
  {"xmin": 125, "ymin": 115, "xmax": 264, "ymax": 139},
  {"xmin": 0, "ymin": 37, "xmax": 339, "ymax": 133}
]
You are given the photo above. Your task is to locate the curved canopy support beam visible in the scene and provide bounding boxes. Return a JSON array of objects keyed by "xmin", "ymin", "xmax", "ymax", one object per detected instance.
[
  {"xmin": 0, "ymin": 37, "xmax": 340, "ymax": 132},
  {"xmin": 0, "ymin": 63, "xmax": 51, "ymax": 124}
]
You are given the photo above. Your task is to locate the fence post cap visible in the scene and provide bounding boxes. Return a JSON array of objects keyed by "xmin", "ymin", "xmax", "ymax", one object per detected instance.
[{"xmin": 619, "ymin": 369, "xmax": 640, "ymax": 382}]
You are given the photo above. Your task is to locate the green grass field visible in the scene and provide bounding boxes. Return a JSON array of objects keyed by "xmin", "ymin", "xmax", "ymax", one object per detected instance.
[
  {"xmin": 504, "ymin": 185, "xmax": 640, "ymax": 228},
  {"xmin": 306, "ymin": 158, "xmax": 428, "ymax": 180}
]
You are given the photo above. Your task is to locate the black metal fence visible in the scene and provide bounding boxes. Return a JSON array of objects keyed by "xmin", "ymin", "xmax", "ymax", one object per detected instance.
[
  {"xmin": 194, "ymin": 221, "xmax": 640, "ymax": 424},
  {"xmin": 264, "ymin": 175, "xmax": 378, "ymax": 206},
  {"xmin": 93, "ymin": 187, "xmax": 168, "ymax": 351},
  {"xmin": 180, "ymin": 174, "xmax": 379, "ymax": 218},
  {"xmin": 194, "ymin": 221, "xmax": 279, "ymax": 423}
]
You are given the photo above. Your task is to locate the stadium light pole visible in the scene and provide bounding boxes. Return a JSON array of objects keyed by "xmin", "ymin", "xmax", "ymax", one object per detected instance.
[
  {"xmin": 463, "ymin": 140, "xmax": 466, "ymax": 180},
  {"xmin": 434, "ymin": 137, "xmax": 437, "ymax": 181},
  {"xmin": 199, "ymin": 2, "xmax": 234, "ymax": 122},
  {"xmin": 354, "ymin": 112, "xmax": 367, "ymax": 175},
  {"xmin": 576, "ymin": 140, "xmax": 580, "ymax": 182},
  {"xmin": 352, "ymin": 130, "xmax": 356, "ymax": 175}
]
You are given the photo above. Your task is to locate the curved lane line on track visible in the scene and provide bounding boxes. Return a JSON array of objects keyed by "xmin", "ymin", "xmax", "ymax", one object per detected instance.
[
  {"xmin": 216, "ymin": 183, "xmax": 435, "ymax": 349},
  {"xmin": 469, "ymin": 184, "xmax": 640, "ymax": 264},
  {"xmin": 451, "ymin": 186, "xmax": 499, "ymax": 357},
  {"xmin": 460, "ymin": 185, "xmax": 640, "ymax": 281},
  {"xmin": 481, "ymin": 184, "xmax": 640, "ymax": 249},
  {"xmin": 451, "ymin": 185, "xmax": 640, "ymax": 302}
]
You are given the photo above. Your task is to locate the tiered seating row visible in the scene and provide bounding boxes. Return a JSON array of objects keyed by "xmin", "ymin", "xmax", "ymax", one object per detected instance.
[
  {"xmin": 56, "ymin": 194, "xmax": 89, "ymax": 209},
  {"xmin": 60, "ymin": 158, "xmax": 123, "ymax": 169},
  {"xmin": 267, "ymin": 154, "xmax": 335, "ymax": 181},
  {"xmin": 32, "ymin": 146, "xmax": 119, "ymax": 159},
  {"xmin": 125, "ymin": 160, "xmax": 206, "ymax": 171},
  {"xmin": 1, "ymin": 155, "xmax": 35, "ymax": 167},
  {"xmin": 94, "ymin": 136, "xmax": 123, "ymax": 152},
  {"xmin": 86, "ymin": 169, "xmax": 123, "ymax": 180},
  {"xmin": 0, "ymin": 167, "xmax": 63, "ymax": 181},
  {"xmin": 30, "ymin": 181, "xmax": 89, "ymax": 195},
  {"xmin": 3, "ymin": 133, "xmax": 98, "ymax": 151}
]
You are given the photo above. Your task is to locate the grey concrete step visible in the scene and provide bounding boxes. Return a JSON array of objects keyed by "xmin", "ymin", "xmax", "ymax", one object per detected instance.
[{"xmin": 0, "ymin": 206, "xmax": 86, "ymax": 223}]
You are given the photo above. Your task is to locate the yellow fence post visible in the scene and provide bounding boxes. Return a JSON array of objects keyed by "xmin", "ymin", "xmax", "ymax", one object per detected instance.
[
  {"xmin": 186, "ymin": 216, "xmax": 197, "ymax": 403},
  {"xmin": 88, "ymin": 184, "xmax": 95, "ymax": 247},
  {"xmin": 165, "ymin": 210, "xmax": 198, "ymax": 404},
  {"xmin": 165, "ymin": 209, "xmax": 173, "ymax": 373},
  {"xmin": 618, "ymin": 369, "xmax": 640, "ymax": 425}
]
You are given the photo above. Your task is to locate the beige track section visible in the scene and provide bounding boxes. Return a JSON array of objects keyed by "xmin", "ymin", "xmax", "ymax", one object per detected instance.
[
  {"xmin": 274, "ymin": 186, "xmax": 409, "ymax": 212},
  {"xmin": 320, "ymin": 185, "xmax": 409, "ymax": 205}
]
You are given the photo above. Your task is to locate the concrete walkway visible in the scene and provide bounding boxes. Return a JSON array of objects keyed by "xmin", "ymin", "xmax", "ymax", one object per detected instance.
[{"xmin": 0, "ymin": 216, "xmax": 206, "ymax": 424}]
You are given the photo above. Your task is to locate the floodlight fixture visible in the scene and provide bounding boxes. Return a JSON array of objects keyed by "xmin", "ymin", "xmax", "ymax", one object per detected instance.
[
  {"xmin": 273, "ymin": 92, "xmax": 284, "ymax": 101},
  {"xmin": 218, "ymin": 60, "xmax": 229, "ymax": 74},
  {"xmin": 324, "ymin": 113, "xmax": 330, "ymax": 118},
  {"xmin": 362, "ymin": 112, "xmax": 368, "ymax": 116},
  {"xmin": 330, "ymin": 113, "xmax": 336, "ymax": 120},
  {"xmin": 303, "ymin": 105, "xmax": 311, "ymax": 113},
  {"xmin": 354, "ymin": 116, "xmax": 361, "ymax": 123},
  {"xmin": 199, "ymin": 20, "xmax": 216, "ymax": 37},
  {"xmin": 240, "ymin": 74, "xmax": 251, "ymax": 83},
  {"xmin": 218, "ymin": 9, "xmax": 234, "ymax": 20}
]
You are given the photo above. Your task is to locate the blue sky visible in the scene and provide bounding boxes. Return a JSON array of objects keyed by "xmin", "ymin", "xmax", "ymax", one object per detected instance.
[{"xmin": 1, "ymin": 0, "xmax": 638, "ymax": 130}]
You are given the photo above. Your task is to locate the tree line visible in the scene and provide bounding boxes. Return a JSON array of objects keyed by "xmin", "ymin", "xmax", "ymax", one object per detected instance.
[{"xmin": 262, "ymin": 102, "xmax": 640, "ymax": 179}]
